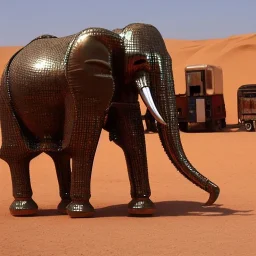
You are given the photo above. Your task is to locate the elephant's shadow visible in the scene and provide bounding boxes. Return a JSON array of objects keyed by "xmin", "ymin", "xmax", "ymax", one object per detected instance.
[
  {"xmin": 95, "ymin": 201, "xmax": 253, "ymax": 217},
  {"xmin": 38, "ymin": 200, "xmax": 253, "ymax": 218}
]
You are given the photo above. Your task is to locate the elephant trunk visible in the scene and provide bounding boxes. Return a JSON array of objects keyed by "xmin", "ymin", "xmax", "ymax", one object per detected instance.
[
  {"xmin": 157, "ymin": 121, "xmax": 219, "ymax": 206},
  {"xmin": 138, "ymin": 56, "xmax": 219, "ymax": 205}
]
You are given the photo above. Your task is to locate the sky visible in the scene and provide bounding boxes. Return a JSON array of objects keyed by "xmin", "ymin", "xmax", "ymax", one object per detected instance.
[{"xmin": 0, "ymin": 0, "xmax": 255, "ymax": 46}]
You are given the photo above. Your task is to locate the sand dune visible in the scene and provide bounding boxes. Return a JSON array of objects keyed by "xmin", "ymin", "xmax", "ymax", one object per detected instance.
[
  {"xmin": 165, "ymin": 33, "xmax": 256, "ymax": 123},
  {"xmin": 0, "ymin": 34, "xmax": 256, "ymax": 256}
]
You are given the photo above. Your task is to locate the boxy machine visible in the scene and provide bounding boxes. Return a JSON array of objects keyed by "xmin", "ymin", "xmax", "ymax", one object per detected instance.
[{"xmin": 176, "ymin": 64, "xmax": 226, "ymax": 132}]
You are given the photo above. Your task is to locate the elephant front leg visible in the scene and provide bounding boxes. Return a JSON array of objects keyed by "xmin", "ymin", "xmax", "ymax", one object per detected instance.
[
  {"xmin": 47, "ymin": 152, "xmax": 71, "ymax": 214},
  {"xmin": 107, "ymin": 102, "xmax": 155, "ymax": 215}
]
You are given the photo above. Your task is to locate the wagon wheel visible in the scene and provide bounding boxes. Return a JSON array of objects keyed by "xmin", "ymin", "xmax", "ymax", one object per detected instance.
[{"xmin": 244, "ymin": 121, "xmax": 255, "ymax": 132}]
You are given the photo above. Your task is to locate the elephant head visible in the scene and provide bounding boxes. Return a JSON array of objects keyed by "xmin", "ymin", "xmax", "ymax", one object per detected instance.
[{"xmin": 113, "ymin": 23, "xmax": 219, "ymax": 205}]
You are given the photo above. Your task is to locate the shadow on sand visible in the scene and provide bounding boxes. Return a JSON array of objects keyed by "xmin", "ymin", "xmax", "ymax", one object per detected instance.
[
  {"xmin": 95, "ymin": 201, "xmax": 253, "ymax": 218},
  {"xmin": 34, "ymin": 200, "xmax": 253, "ymax": 218}
]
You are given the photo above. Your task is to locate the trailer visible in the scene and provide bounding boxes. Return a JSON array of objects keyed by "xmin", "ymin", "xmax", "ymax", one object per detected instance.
[
  {"xmin": 176, "ymin": 64, "xmax": 226, "ymax": 132},
  {"xmin": 237, "ymin": 84, "xmax": 256, "ymax": 131}
]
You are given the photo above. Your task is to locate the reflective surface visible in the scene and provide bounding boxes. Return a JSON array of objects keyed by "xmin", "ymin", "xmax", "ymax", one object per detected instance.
[{"xmin": 0, "ymin": 23, "xmax": 219, "ymax": 218}]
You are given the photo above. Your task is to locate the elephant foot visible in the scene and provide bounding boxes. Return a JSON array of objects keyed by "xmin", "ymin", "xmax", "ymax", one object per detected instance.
[
  {"xmin": 9, "ymin": 198, "xmax": 38, "ymax": 216},
  {"xmin": 128, "ymin": 198, "xmax": 156, "ymax": 216},
  {"xmin": 57, "ymin": 199, "xmax": 72, "ymax": 214},
  {"xmin": 66, "ymin": 201, "xmax": 94, "ymax": 218}
]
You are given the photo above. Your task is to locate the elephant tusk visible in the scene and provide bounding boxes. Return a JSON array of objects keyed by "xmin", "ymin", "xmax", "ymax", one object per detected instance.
[{"xmin": 139, "ymin": 86, "xmax": 167, "ymax": 125}]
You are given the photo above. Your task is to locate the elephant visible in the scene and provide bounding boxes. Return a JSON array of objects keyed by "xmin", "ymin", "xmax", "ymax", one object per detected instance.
[{"xmin": 0, "ymin": 23, "xmax": 220, "ymax": 218}]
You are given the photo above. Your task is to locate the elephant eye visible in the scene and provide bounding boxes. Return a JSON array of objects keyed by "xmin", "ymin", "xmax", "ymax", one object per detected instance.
[{"xmin": 134, "ymin": 59, "xmax": 147, "ymax": 65}]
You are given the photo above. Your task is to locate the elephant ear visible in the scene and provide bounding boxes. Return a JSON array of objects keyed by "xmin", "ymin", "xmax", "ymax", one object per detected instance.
[{"xmin": 66, "ymin": 31, "xmax": 116, "ymax": 112}]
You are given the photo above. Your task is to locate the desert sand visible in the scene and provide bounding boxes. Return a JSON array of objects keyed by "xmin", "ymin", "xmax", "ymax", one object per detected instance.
[{"xmin": 0, "ymin": 34, "xmax": 256, "ymax": 256}]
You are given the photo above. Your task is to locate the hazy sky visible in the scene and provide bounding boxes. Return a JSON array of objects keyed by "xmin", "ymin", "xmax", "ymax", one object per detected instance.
[{"xmin": 0, "ymin": 0, "xmax": 255, "ymax": 46}]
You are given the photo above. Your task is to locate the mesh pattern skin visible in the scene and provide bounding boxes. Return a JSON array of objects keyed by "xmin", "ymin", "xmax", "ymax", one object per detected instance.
[{"xmin": 0, "ymin": 23, "xmax": 219, "ymax": 217}]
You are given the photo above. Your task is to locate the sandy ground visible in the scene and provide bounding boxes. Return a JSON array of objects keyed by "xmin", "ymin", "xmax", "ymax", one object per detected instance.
[{"xmin": 0, "ymin": 34, "xmax": 256, "ymax": 255}]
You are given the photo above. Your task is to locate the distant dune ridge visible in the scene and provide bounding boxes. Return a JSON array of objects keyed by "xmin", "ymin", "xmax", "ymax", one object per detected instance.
[{"xmin": 1, "ymin": 33, "xmax": 256, "ymax": 124}]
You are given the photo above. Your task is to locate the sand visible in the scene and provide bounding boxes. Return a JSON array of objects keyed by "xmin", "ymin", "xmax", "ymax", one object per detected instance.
[{"xmin": 0, "ymin": 34, "xmax": 255, "ymax": 256}]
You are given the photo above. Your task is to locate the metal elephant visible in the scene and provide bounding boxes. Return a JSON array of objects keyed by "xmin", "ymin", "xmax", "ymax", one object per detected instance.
[{"xmin": 0, "ymin": 23, "xmax": 220, "ymax": 218}]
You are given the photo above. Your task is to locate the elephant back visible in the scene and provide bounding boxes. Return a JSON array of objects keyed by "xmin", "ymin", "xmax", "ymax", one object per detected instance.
[
  {"xmin": 30, "ymin": 34, "xmax": 58, "ymax": 42},
  {"xmin": 6, "ymin": 33, "xmax": 76, "ymax": 114},
  {"xmin": 2, "ymin": 33, "xmax": 78, "ymax": 141}
]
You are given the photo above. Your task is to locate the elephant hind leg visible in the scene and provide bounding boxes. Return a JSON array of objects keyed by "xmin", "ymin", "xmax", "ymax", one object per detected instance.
[
  {"xmin": 4, "ymin": 154, "xmax": 39, "ymax": 217},
  {"xmin": 46, "ymin": 152, "xmax": 71, "ymax": 214},
  {"xmin": 0, "ymin": 92, "xmax": 40, "ymax": 216}
]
